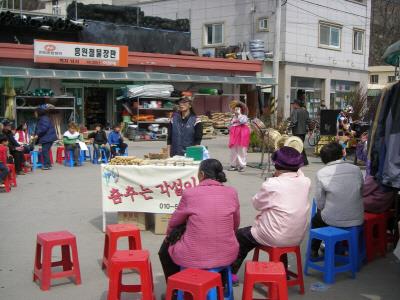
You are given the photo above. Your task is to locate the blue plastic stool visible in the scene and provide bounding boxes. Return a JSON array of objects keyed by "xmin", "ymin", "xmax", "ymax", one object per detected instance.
[
  {"xmin": 304, "ymin": 226, "xmax": 356, "ymax": 283},
  {"xmin": 30, "ymin": 151, "xmax": 43, "ymax": 171},
  {"xmin": 115, "ymin": 147, "xmax": 128, "ymax": 157},
  {"xmin": 305, "ymin": 200, "xmax": 356, "ymax": 283},
  {"xmin": 64, "ymin": 150, "xmax": 84, "ymax": 167},
  {"xmin": 92, "ymin": 147, "xmax": 109, "ymax": 164},
  {"xmin": 82, "ymin": 146, "xmax": 92, "ymax": 162},
  {"xmin": 342, "ymin": 225, "xmax": 366, "ymax": 272},
  {"xmin": 177, "ymin": 266, "xmax": 233, "ymax": 300}
]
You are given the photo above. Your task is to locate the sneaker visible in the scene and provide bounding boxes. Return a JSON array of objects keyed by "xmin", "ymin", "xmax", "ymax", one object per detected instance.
[
  {"xmin": 0, "ymin": 183, "xmax": 5, "ymax": 188},
  {"xmin": 42, "ymin": 166, "xmax": 50, "ymax": 170},
  {"xmin": 228, "ymin": 166, "xmax": 237, "ymax": 171},
  {"xmin": 237, "ymin": 167, "xmax": 245, "ymax": 172},
  {"xmin": 17, "ymin": 171, "xmax": 26, "ymax": 175},
  {"xmin": 232, "ymin": 274, "xmax": 239, "ymax": 286}
]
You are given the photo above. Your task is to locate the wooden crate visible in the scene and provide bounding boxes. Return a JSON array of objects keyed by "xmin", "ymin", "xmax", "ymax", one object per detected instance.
[
  {"xmin": 146, "ymin": 213, "xmax": 172, "ymax": 235},
  {"xmin": 214, "ymin": 128, "xmax": 229, "ymax": 135},
  {"xmin": 117, "ymin": 212, "xmax": 147, "ymax": 230}
]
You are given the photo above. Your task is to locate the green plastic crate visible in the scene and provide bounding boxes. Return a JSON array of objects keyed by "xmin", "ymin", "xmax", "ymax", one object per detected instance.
[{"xmin": 185, "ymin": 146, "xmax": 203, "ymax": 161}]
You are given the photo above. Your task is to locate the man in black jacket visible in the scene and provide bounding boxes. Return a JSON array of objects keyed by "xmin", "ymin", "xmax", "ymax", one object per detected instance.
[
  {"xmin": 289, "ymin": 90, "xmax": 310, "ymax": 165},
  {"xmin": 2, "ymin": 120, "xmax": 26, "ymax": 175},
  {"xmin": 88, "ymin": 124, "xmax": 110, "ymax": 162}
]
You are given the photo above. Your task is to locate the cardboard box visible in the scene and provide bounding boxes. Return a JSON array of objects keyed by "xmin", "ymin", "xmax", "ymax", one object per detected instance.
[
  {"xmin": 152, "ymin": 213, "xmax": 172, "ymax": 235},
  {"xmin": 117, "ymin": 212, "xmax": 147, "ymax": 230}
]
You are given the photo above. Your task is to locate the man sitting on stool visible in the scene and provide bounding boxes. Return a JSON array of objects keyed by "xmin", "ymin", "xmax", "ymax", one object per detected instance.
[
  {"xmin": 311, "ymin": 142, "xmax": 364, "ymax": 258},
  {"xmin": 108, "ymin": 124, "xmax": 127, "ymax": 158}
]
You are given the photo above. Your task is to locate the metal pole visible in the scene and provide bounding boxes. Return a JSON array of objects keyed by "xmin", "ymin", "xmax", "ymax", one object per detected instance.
[
  {"xmin": 75, "ymin": 0, "xmax": 77, "ymax": 20},
  {"xmin": 19, "ymin": 0, "xmax": 21, "ymax": 16},
  {"xmin": 272, "ymin": 0, "xmax": 282, "ymax": 127}
]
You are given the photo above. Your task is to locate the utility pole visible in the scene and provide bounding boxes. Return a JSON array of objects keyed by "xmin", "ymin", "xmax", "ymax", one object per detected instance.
[{"xmin": 272, "ymin": 0, "xmax": 281, "ymax": 127}]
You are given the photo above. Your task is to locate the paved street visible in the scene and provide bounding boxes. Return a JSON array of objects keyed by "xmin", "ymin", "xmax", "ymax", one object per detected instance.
[{"xmin": 0, "ymin": 136, "xmax": 399, "ymax": 300}]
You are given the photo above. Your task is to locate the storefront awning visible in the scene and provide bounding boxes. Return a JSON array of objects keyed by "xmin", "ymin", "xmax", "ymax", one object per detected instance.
[{"xmin": 0, "ymin": 66, "xmax": 274, "ymax": 85}]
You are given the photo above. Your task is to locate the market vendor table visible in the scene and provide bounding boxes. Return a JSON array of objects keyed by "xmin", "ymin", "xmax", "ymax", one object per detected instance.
[{"xmin": 101, "ymin": 164, "xmax": 199, "ymax": 232}]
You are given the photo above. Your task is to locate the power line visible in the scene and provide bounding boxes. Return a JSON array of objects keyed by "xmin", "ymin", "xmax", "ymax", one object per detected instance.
[
  {"xmin": 286, "ymin": 2, "xmax": 370, "ymax": 33},
  {"xmin": 295, "ymin": 0, "xmax": 370, "ymax": 19}
]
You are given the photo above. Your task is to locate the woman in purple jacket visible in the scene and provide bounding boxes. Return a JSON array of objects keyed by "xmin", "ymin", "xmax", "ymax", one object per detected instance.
[{"xmin": 158, "ymin": 159, "xmax": 240, "ymax": 280}]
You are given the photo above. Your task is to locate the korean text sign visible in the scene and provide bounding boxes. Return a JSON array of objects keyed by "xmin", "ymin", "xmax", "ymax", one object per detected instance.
[
  {"xmin": 34, "ymin": 40, "xmax": 128, "ymax": 67},
  {"xmin": 101, "ymin": 165, "xmax": 199, "ymax": 214}
]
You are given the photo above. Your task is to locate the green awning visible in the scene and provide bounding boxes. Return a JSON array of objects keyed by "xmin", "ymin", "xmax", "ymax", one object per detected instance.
[
  {"xmin": 0, "ymin": 66, "xmax": 274, "ymax": 85},
  {"xmin": 383, "ymin": 40, "xmax": 400, "ymax": 66},
  {"xmin": 367, "ymin": 89, "xmax": 381, "ymax": 97}
]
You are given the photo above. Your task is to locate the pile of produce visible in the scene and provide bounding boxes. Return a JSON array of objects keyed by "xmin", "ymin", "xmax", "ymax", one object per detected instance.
[
  {"xmin": 109, "ymin": 156, "xmax": 145, "ymax": 165},
  {"xmin": 211, "ymin": 112, "xmax": 232, "ymax": 129},
  {"xmin": 144, "ymin": 148, "xmax": 169, "ymax": 160},
  {"xmin": 131, "ymin": 114, "xmax": 155, "ymax": 122},
  {"xmin": 199, "ymin": 115, "xmax": 215, "ymax": 136},
  {"xmin": 109, "ymin": 155, "xmax": 199, "ymax": 166}
]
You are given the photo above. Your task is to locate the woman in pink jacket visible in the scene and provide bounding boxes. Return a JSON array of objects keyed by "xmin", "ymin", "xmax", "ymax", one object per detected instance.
[
  {"xmin": 158, "ymin": 159, "xmax": 240, "ymax": 280},
  {"xmin": 231, "ymin": 147, "xmax": 311, "ymax": 281}
]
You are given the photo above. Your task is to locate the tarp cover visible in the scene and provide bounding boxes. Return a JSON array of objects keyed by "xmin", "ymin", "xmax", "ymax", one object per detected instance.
[
  {"xmin": 80, "ymin": 20, "xmax": 191, "ymax": 54},
  {"xmin": 121, "ymin": 84, "xmax": 174, "ymax": 99}
]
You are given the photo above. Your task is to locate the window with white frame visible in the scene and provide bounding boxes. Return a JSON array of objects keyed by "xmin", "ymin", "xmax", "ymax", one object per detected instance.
[
  {"xmin": 319, "ymin": 22, "xmax": 342, "ymax": 49},
  {"xmin": 370, "ymin": 75, "xmax": 379, "ymax": 84},
  {"xmin": 204, "ymin": 23, "xmax": 224, "ymax": 46},
  {"xmin": 258, "ymin": 17, "xmax": 268, "ymax": 31},
  {"xmin": 388, "ymin": 76, "xmax": 396, "ymax": 83},
  {"xmin": 353, "ymin": 30, "xmax": 364, "ymax": 53}
]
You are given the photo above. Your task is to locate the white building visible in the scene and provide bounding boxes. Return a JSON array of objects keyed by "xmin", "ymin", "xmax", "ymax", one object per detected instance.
[
  {"xmin": 14, "ymin": 0, "xmax": 371, "ymax": 118},
  {"xmin": 119, "ymin": 0, "xmax": 371, "ymax": 119},
  {"xmin": 368, "ymin": 65, "xmax": 396, "ymax": 90}
]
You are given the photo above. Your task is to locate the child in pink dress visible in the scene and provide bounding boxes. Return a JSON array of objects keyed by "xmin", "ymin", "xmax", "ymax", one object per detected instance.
[{"xmin": 228, "ymin": 101, "xmax": 250, "ymax": 172}]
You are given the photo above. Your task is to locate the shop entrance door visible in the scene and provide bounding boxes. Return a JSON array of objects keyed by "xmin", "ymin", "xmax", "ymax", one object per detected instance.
[{"xmin": 84, "ymin": 87, "xmax": 110, "ymax": 129}]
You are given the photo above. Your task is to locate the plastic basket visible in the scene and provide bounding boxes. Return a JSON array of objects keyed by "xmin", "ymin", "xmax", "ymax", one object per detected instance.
[{"xmin": 185, "ymin": 146, "xmax": 203, "ymax": 161}]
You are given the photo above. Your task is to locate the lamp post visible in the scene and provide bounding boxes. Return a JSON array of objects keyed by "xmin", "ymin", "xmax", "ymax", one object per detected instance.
[{"xmin": 272, "ymin": 0, "xmax": 282, "ymax": 128}]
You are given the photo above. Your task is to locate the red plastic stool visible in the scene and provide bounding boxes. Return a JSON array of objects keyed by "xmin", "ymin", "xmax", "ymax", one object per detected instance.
[
  {"xmin": 166, "ymin": 268, "xmax": 224, "ymax": 300},
  {"xmin": 242, "ymin": 261, "xmax": 288, "ymax": 300},
  {"xmin": 33, "ymin": 231, "xmax": 82, "ymax": 291},
  {"xmin": 383, "ymin": 210, "xmax": 396, "ymax": 248},
  {"xmin": 0, "ymin": 147, "xmax": 12, "ymax": 192},
  {"xmin": 107, "ymin": 250, "xmax": 154, "ymax": 300},
  {"xmin": 56, "ymin": 146, "xmax": 65, "ymax": 164},
  {"xmin": 364, "ymin": 212, "xmax": 387, "ymax": 262},
  {"xmin": 253, "ymin": 245, "xmax": 304, "ymax": 294},
  {"xmin": 7, "ymin": 163, "xmax": 17, "ymax": 187},
  {"xmin": 2, "ymin": 172, "xmax": 11, "ymax": 192},
  {"xmin": 102, "ymin": 224, "xmax": 142, "ymax": 274}
]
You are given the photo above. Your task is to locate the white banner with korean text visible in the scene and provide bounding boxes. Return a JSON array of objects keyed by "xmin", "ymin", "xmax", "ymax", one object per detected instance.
[{"xmin": 101, "ymin": 164, "xmax": 199, "ymax": 215}]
